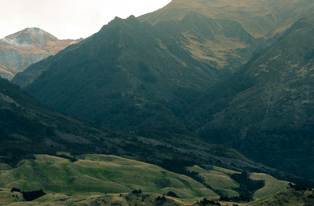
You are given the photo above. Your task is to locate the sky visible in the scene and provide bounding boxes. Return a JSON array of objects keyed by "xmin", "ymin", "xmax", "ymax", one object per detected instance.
[{"xmin": 0, "ymin": 0, "xmax": 172, "ymax": 40}]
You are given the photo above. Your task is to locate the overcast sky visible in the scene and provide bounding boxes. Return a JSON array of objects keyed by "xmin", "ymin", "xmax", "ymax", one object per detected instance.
[{"xmin": 0, "ymin": 0, "xmax": 171, "ymax": 40}]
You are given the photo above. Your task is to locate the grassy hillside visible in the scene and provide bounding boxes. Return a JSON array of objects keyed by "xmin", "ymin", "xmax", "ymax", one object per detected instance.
[
  {"xmin": 0, "ymin": 155, "xmax": 216, "ymax": 198},
  {"xmin": 0, "ymin": 154, "xmax": 291, "ymax": 206},
  {"xmin": 139, "ymin": 0, "xmax": 314, "ymax": 73},
  {"xmin": 140, "ymin": 0, "xmax": 314, "ymax": 39},
  {"xmin": 250, "ymin": 173, "xmax": 289, "ymax": 200}
]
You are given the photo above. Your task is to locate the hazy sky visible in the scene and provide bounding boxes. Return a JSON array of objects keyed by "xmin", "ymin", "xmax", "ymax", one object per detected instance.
[{"xmin": 0, "ymin": 0, "xmax": 171, "ymax": 40}]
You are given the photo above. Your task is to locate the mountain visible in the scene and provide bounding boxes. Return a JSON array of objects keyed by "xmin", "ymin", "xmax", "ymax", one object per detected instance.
[
  {"xmin": 0, "ymin": 76, "xmax": 310, "ymax": 203},
  {"xmin": 1, "ymin": 76, "xmax": 269, "ymax": 180},
  {"xmin": 13, "ymin": 0, "xmax": 314, "ymax": 132},
  {"xmin": 10, "ymin": 0, "xmax": 314, "ymax": 181},
  {"xmin": 139, "ymin": 0, "xmax": 314, "ymax": 74},
  {"xmin": 0, "ymin": 28, "xmax": 80, "ymax": 80},
  {"xmin": 188, "ymin": 13, "xmax": 314, "ymax": 179},
  {"xmin": 13, "ymin": 16, "xmax": 219, "ymax": 132}
]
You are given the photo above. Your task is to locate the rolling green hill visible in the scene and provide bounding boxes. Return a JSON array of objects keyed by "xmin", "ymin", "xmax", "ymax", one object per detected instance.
[
  {"xmin": 0, "ymin": 154, "xmax": 290, "ymax": 205},
  {"xmin": 0, "ymin": 154, "xmax": 216, "ymax": 198}
]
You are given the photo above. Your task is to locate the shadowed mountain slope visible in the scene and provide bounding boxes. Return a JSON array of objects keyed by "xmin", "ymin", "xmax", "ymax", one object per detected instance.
[
  {"xmin": 13, "ymin": 16, "xmax": 218, "ymax": 132},
  {"xmin": 188, "ymin": 14, "xmax": 314, "ymax": 179},
  {"xmin": 1, "ymin": 77, "xmax": 269, "ymax": 184}
]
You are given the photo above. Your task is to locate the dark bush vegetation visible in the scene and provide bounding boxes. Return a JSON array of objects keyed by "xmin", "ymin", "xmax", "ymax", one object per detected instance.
[
  {"xmin": 229, "ymin": 171, "xmax": 265, "ymax": 201},
  {"xmin": 10, "ymin": 188, "xmax": 46, "ymax": 201},
  {"xmin": 11, "ymin": 188, "xmax": 21, "ymax": 193},
  {"xmin": 56, "ymin": 154, "xmax": 78, "ymax": 162},
  {"xmin": 219, "ymin": 195, "xmax": 251, "ymax": 203},
  {"xmin": 198, "ymin": 198, "xmax": 221, "ymax": 205},
  {"xmin": 166, "ymin": 191, "xmax": 179, "ymax": 198},
  {"xmin": 155, "ymin": 195, "xmax": 167, "ymax": 205},
  {"xmin": 22, "ymin": 189, "xmax": 46, "ymax": 201}
]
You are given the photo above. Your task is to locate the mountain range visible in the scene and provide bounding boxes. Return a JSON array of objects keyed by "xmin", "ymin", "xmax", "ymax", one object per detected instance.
[
  {"xmin": 10, "ymin": 0, "xmax": 314, "ymax": 181},
  {"xmin": 1, "ymin": 0, "xmax": 314, "ymax": 204},
  {"xmin": 0, "ymin": 28, "xmax": 80, "ymax": 80}
]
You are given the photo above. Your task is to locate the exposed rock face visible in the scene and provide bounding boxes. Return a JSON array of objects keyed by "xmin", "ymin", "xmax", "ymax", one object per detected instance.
[{"xmin": 0, "ymin": 28, "xmax": 80, "ymax": 80}]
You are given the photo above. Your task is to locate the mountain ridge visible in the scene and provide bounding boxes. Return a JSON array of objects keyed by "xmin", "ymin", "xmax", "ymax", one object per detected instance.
[{"xmin": 188, "ymin": 13, "xmax": 314, "ymax": 179}]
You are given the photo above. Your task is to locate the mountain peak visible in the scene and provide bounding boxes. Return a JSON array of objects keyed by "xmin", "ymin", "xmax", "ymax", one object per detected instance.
[
  {"xmin": 1, "ymin": 27, "xmax": 58, "ymax": 48},
  {"xmin": 111, "ymin": 15, "xmax": 140, "ymax": 26}
]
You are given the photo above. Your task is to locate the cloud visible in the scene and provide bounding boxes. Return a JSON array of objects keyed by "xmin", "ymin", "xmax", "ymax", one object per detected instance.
[{"xmin": 0, "ymin": 0, "xmax": 171, "ymax": 39}]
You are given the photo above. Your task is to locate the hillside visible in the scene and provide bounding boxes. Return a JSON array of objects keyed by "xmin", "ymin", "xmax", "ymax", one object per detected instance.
[
  {"xmin": 13, "ymin": 15, "xmax": 218, "ymax": 132},
  {"xmin": 1, "ymin": 77, "xmax": 271, "ymax": 183},
  {"xmin": 2, "ymin": 77, "xmax": 301, "ymax": 205},
  {"xmin": 0, "ymin": 28, "xmax": 80, "ymax": 80},
  {"xmin": 10, "ymin": 0, "xmax": 314, "ymax": 182},
  {"xmin": 139, "ymin": 0, "xmax": 314, "ymax": 72},
  {"xmin": 0, "ymin": 154, "xmax": 290, "ymax": 205},
  {"xmin": 188, "ymin": 13, "xmax": 314, "ymax": 179},
  {"xmin": 12, "ymin": 0, "xmax": 314, "ymax": 133}
]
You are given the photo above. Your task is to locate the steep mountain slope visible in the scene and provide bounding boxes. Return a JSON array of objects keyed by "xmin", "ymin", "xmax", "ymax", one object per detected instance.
[
  {"xmin": 13, "ymin": 16, "xmax": 218, "ymax": 132},
  {"xmin": 0, "ymin": 76, "xmax": 106, "ymax": 165},
  {"xmin": 0, "ymin": 28, "xmax": 79, "ymax": 80},
  {"xmin": 1, "ymin": 76, "xmax": 269, "ymax": 184},
  {"xmin": 188, "ymin": 14, "xmax": 314, "ymax": 179},
  {"xmin": 139, "ymin": 0, "xmax": 314, "ymax": 73},
  {"xmin": 13, "ymin": 0, "xmax": 314, "ymax": 133}
]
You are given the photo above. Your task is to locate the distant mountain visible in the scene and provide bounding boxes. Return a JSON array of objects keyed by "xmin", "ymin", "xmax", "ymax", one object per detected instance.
[
  {"xmin": 0, "ymin": 28, "xmax": 81, "ymax": 80},
  {"xmin": 188, "ymin": 14, "xmax": 314, "ymax": 179}
]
